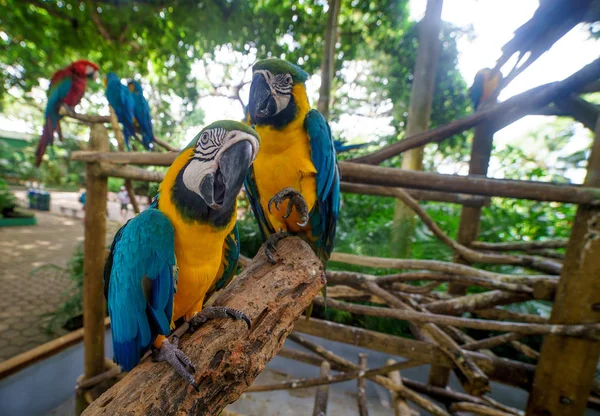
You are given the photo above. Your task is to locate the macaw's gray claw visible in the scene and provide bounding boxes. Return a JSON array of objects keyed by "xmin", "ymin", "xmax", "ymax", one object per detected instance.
[
  {"xmin": 268, "ymin": 188, "xmax": 309, "ymax": 227},
  {"xmin": 264, "ymin": 231, "xmax": 292, "ymax": 264},
  {"xmin": 152, "ymin": 337, "xmax": 198, "ymax": 391},
  {"xmin": 189, "ymin": 306, "xmax": 252, "ymax": 331}
]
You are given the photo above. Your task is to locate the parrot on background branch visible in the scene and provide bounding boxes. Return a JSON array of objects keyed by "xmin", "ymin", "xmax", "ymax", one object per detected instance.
[
  {"xmin": 104, "ymin": 72, "xmax": 136, "ymax": 150},
  {"xmin": 104, "ymin": 120, "xmax": 260, "ymax": 389},
  {"xmin": 35, "ymin": 60, "xmax": 99, "ymax": 166},
  {"xmin": 468, "ymin": 68, "xmax": 503, "ymax": 111},
  {"xmin": 243, "ymin": 58, "xmax": 340, "ymax": 316},
  {"xmin": 128, "ymin": 80, "xmax": 156, "ymax": 150}
]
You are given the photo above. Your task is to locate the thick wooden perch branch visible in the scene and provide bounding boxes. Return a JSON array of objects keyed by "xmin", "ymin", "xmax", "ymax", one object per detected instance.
[{"xmin": 83, "ymin": 238, "xmax": 325, "ymax": 416}]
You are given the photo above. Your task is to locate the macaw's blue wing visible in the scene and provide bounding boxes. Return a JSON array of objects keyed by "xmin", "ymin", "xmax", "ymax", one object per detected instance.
[
  {"xmin": 333, "ymin": 140, "xmax": 368, "ymax": 154},
  {"xmin": 104, "ymin": 208, "xmax": 176, "ymax": 371},
  {"xmin": 305, "ymin": 109, "xmax": 340, "ymax": 262},
  {"xmin": 204, "ymin": 224, "xmax": 240, "ymax": 302},
  {"xmin": 106, "ymin": 81, "xmax": 136, "ymax": 150},
  {"xmin": 244, "ymin": 168, "xmax": 275, "ymax": 241},
  {"xmin": 36, "ymin": 77, "xmax": 72, "ymax": 166},
  {"xmin": 132, "ymin": 91, "xmax": 155, "ymax": 150}
]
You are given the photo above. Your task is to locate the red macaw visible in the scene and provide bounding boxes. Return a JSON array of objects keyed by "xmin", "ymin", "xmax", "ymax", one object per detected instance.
[{"xmin": 36, "ymin": 60, "xmax": 99, "ymax": 166}]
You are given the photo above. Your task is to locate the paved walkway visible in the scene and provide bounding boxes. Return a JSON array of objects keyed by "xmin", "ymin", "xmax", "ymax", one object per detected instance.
[{"xmin": 0, "ymin": 209, "xmax": 121, "ymax": 362}]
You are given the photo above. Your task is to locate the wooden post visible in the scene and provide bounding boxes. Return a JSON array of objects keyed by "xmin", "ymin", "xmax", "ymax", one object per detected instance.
[
  {"xmin": 428, "ymin": 88, "xmax": 497, "ymax": 386},
  {"xmin": 313, "ymin": 361, "xmax": 331, "ymax": 416},
  {"xmin": 357, "ymin": 354, "xmax": 369, "ymax": 416},
  {"xmin": 526, "ymin": 117, "xmax": 600, "ymax": 415},
  {"xmin": 392, "ymin": 0, "xmax": 444, "ymax": 258},
  {"xmin": 317, "ymin": 0, "xmax": 342, "ymax": 119},
  {"xmin": 83, "ymin": 123, "xmax": 109, "ymax": 380}
]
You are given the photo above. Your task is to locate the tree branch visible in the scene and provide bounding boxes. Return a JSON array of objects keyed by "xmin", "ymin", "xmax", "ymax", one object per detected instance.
[{"xmin": 82, "ymin": 238, "xmax": 325, "ymax": 415}]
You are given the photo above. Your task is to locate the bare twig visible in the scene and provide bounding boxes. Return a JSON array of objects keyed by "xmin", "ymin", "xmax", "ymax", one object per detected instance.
[
  {"xmin": 462, "ymin": 333, "xmax": 524, "ymax": 351},
  {"xmin": 314, "ymin": 297, "xmax": 600, "ymax": 339}
]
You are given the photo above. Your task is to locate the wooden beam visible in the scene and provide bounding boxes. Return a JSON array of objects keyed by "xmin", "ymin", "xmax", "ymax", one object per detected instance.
[
  {"xmin": 340, "ymin": 182, "xmax": 491, "ymax": 206},
  {"xmin": 527, "ymin": 117, "xmax": 600, "ymax": 415},
  {"xmin": 83, "ymin": 124, "xmax": 109, "ymax": 381},
  {"xmin": 82, "ymin": 238, "xmax": 325, "ymax": 415},
  {"xmin": 351, "ymin": 57, "xmax": 600, "ymax": 165},
  {"xmin": 338, "ymin": 162, "xmax": 600, "ymax": 205},
  {"xmin": 70, "ymin": 151, "xmax": 600, "ymax": 204}
]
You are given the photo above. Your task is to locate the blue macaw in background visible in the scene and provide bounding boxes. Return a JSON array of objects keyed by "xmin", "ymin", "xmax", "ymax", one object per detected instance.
[
  {"xmin": 333, "ymin": 140, "xmax": 368, "ymax": 154},
  {"xmin": 128, "ymin": 80, "xmax": 156, "ymax": 150},
  {"xmin": 104, "ymin": 72, "xmax": 136, "ymax": 149}
]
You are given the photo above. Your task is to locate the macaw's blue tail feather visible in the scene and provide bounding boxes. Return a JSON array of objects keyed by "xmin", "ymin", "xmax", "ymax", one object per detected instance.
[
  {"xmin": 141, "ymin": 131, "xmax": 155, "ymax": 150},
  {"xmin": 113, "ymin": 340, "xmax": 141, "ymax": 372},
  {"xmin": 36, "ymin": 117, "xmax": 57, "ymax": 167},
  {"xmin": 333, "ymin": 140, "xmax": 369, "ymax": 154}
]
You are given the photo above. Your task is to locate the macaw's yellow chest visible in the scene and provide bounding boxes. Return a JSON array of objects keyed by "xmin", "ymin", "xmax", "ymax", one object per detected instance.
[
  {"xmin": 158, "ymin": 165, "xmax": 235, "ymax": 321},
  {"xmin": 253, "ymin": 124, "xmax": 317, "ymax": 234}
]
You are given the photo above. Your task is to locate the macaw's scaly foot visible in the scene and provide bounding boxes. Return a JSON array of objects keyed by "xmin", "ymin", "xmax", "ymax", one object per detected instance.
[
  {"xmin": 268, "ymin": 187, "xmax": 309, "ymax": 227},
  {"xmin": 189, "ymin": 306, "xmax": 251, "ymax": 332},
  {"xmin": 152, "ymin": 337, "xmax": 198, "ymax": 392},
  {"xmin": 265, "ymin": 231, "xmax": 292, "ymax": 264}
]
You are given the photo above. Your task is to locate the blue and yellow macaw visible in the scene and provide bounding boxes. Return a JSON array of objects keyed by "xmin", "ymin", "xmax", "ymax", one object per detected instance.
[
  {"xmin": 104, "ymin": 72, "xmax": 136, "ymax": 149},
  {"xmin": 243, "ymin": 58, "xmax": 340, "ymax": 313},
  {"xmin": 104, "ymin": 120, "xmax": 260, "ymax": 389},
  {"xmin": 469, "ymin": 68, "xmax": 502, "ymax": 111},
  {"xmin": 128, "ymin": 80, "xmax": 156, "ymax": 150}
]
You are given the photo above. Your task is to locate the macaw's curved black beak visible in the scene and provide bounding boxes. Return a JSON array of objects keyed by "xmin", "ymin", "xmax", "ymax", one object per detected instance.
[
  {"xmin": 248, "ymin": 73, "xmax": 276, "ymax": 124},
  {"xmin": 199, "ymin": 140, "xmax": 254, "ymax": 211}
]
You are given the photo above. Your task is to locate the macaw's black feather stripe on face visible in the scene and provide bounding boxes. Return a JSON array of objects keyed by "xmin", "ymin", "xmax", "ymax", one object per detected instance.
[{"xmin": 195, "ymin": 127, "xmax": 227, "ymax": 161}]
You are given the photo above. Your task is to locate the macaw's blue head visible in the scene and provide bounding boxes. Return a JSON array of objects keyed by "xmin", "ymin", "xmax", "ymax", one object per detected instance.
[
  {"xmin": 248, "ymin": 58, "xmax": 309, "ymax": 128},
  {"xmin": 127, "ymin": 80, "xmax": 143, "ymax": 94},
  {"xmin": 173, "ymin": 120, "xmax": 260, "ymax": 224},
  {"xmin": 103, "ymin": 72, "xmax": 120, "ymax": 87}
]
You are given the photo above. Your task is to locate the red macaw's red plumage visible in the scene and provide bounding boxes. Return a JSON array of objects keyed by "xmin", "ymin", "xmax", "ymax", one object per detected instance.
[{"xmin": 35, "ymin": 60, "xmax": 99, "ymax": 166}]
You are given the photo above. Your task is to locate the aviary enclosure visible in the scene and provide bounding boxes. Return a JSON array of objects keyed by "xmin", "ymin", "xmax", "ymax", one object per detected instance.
[{"xmin": 1, "ymin": 0, "xmax": 600, "ymax": 415}]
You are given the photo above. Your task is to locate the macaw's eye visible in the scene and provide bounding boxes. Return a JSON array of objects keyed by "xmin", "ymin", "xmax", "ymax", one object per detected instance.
[{"xmin": 285, "ymin": 74, "xmax": 293, "ymax": 85}]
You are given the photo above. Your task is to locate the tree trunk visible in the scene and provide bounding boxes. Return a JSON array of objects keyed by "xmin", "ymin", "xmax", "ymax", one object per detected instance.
[
  {"xmin": 82, "ymin": 237, "xmax": 325, "ymax": 416},
  {"xmin": 317, "ymin": 0, "xmax": 342, "ymax": 119},
  {"xmin": 392, "ymin": 0, "xmax": 444, "ymax": 258}
]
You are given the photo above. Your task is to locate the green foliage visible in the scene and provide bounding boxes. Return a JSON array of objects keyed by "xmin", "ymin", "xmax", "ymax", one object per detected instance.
[
  {"xmin": 45, "ymin": 243, "xmax": 85, "ymax": 334},
  {"xmin": 107, "ymin": 177, "xmax": 124, "ymax": 193},
  {"xmin": 0, "ymin": 178, "xmax": 17, "ymax": 216}
]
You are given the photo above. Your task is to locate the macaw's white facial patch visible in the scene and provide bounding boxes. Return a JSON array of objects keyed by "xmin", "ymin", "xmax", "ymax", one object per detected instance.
[
  {"xmin": 253, "ymin": 69, "xmax": 293, "ymax": 115},
  {"xmin": 182, "ymin": 158, "xmax": 217, "ymax": 196}
]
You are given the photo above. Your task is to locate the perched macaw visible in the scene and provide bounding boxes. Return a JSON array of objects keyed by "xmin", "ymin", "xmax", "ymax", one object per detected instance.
[
  {"xmin": 469, "ymin": 68, "xmax": 502, "ymax": 111},
  {"xmin": 333, "ymin": 140, "xmax": 368, "ymax": 154},
  {"xmin": 128, "ymin": 80, "xmax": 156, "ymax": 150},
  {"xmin": 104, "ymin": 72, "xmax": 136, "ymax": 149},
  {"xmin": 244, "ymin": 58, "xmax": 340, "ymax": 314},
  {"xmin": 36, "ymin": 60, "xmax": 99, "ymax": 166},
  {"xmin": 104, "ymin": 120, "xmax": 260, "ymax": 388}
]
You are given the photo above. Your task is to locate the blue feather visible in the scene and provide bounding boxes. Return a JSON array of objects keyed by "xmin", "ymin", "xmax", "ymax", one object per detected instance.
[
  {"xmin": 104, "ymin": 208, "xmax": 176, "ymax": 371},
  {"xmin": 105, "ymin": 72, "xmax": 136, "ymax": 150},
  {"xmin": 333, "ymin": 140, "xmax": 368, "ymax": 154},
  {"xmin": 129, "ymin": 80, "xmax": 155, "ymax": 150}
]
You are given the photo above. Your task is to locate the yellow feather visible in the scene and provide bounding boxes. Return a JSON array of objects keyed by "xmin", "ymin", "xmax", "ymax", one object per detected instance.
[
  {"xmin": 158, "ymin": 149, "xmax": 236, "ymax": 321},
  {"xmin": 251, "ymin": 84, "xmax": 318, "ymax": 235}
]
